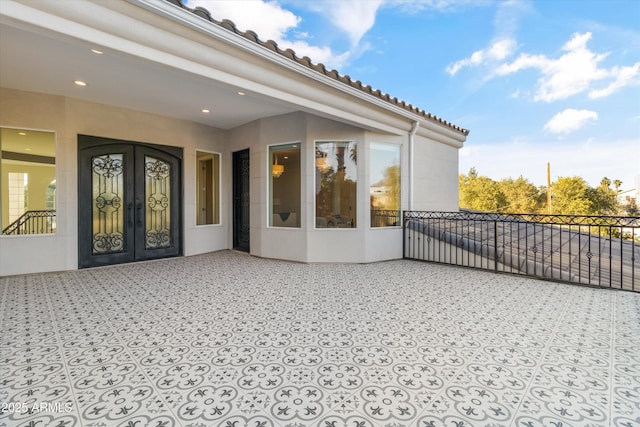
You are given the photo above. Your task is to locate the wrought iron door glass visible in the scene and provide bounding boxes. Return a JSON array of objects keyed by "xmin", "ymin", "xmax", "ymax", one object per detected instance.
[
  {"xmin": 78, "ymin": 135, "xmax": 182, "ymax": 268},
  {"xmin": 233, "ymin": 149, "xmax": 250, "ymax": 252},
  {"xmin": 238, "ymin": 152, "xmax": 250, "ymax": 248},
  {"xmin": 145, "ymin": 156, "xmax": 171, "ymax": 249},
  {"xmin": 92, "ymin": 153, "xmax": 125, "ymax": 254}
]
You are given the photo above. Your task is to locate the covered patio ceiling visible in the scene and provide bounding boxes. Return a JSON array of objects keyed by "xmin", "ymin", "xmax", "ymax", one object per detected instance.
[{"xmin": 0, "ymin": 23, "xmax": 297, "ymax": 130}]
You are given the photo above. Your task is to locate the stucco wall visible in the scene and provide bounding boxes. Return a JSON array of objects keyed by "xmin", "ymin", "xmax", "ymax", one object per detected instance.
[
  {"xmin": 0, "ymin": 88, "xmax": 227, "ymax": 276},
  {"xmin": 1, "ymin": 88, "xmax": 461, "ymax": 274},
  {"xmin": 184, "ymin": 121, "xmax": 229, "ymax": 257},
  {"xmin": 412, "ymin": 133, "xmax": 460, "ymax": 212}
]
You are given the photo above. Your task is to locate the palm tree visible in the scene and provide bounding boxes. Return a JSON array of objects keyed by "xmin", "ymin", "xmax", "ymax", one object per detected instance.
[{"xmin": 614, "ymin": 179, "xmax": 622, "ymax": 193}]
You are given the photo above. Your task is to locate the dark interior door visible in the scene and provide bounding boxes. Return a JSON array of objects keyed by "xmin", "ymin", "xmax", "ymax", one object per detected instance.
[
  {"xmin": 233, "ymin": 149, "xmax": 250, "ymax": 252},
  {"xmin": 78, "ymin": 135, "xmax": 182, "ymax": 268}
]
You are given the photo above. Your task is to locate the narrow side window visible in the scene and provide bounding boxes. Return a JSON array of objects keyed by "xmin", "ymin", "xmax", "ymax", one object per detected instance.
[{"xmin": 196, "ymin": 151, "xmax": 220, "ymax": 225}]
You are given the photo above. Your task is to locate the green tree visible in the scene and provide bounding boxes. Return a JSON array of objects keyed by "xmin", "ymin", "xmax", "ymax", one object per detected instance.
[
  {"xmin": 497, "ymin": 176, "xmax": 544, "ymax": 213},
  {"xmin": 383, "ymin": 164, "xmax": 401, "ymax": 210},
  {"xmin": 613, "ymin": 179, "xmax": 622, "ymax": 193},
  {"xmin": 622, "ymin": 197, "xmax": 638, "ymax": 216},
  {"xmin": 589, "ymin": 177, "xmax": 618, "ymax": 214},
  {"xmin": 551, "ymin": 176, "xmax": 593, "ymax": 215},
  {"xmin": 459, "ymin": 169, "xmax": 506, "ymax": 212},
  {"xmin": 460, "ymin": 169, "xmax": 630, "ymax": 217}
]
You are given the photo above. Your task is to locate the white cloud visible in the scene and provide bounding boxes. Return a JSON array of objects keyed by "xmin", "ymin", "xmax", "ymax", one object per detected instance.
[
  {"xmin": 447, "ymin": 0, "xmax": 640, "ymax": 103},
  {"xmin": 187, "ymin": 0, "xmax": 500, "ymax": 72},
  {"xmin": 386, "ymin": 0, "xmax": 492, "ymax": 14},
  {"xmin": 509, "ymin": 88, "xmax": 532, "ymax": 99},
  {"xmin": 493, "ymin": 0, "xmax": 531, "ymax": 36},
  {"xmin": 323, "ymin": 0, "xmax": 384, "ymax": 46},
  {"xmin": 188, "ymin": 0, "xmax": 299, "ymax": 41},
  {"xmin": 445, "ymin": 0, "xmax": 525, "ymax": 76},
  {"xmin": 446, "ymin": 38, "xmax": 517, "ymax": 75},
  {"xmin": 496, "ymin": 32, "xmax": 608, "ymax": 101},
  {"xmin": 543, "ymin": 108, "xmax": 598, "ymax": 134},
  {"xmin": 589, "ymin": 62, "xmax": 640, "ymax": 99},
  {"xmin": 495, "ymin": 32, "xmax": 640, "ymax": 102},
  {"xmin": 284, "ymin": 40, "xmax": 352, "ymax": 67},
  {"xmin": 187, "ymin": 0, "xmax": 352, "ymax": 68},
  {"xmin": 188, "ymin": 0, "xmax": 500, "ymax": 69}
]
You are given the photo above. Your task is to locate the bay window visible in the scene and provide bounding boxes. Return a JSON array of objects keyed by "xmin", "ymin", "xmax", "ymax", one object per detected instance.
[
  {"xmin": 370, "ymin": 142, "xmax": 401, "ymax": 227},
  {"xmin": 315, "ymin": 141, "xmax": 357, "ymax": 228},
  {"xmin": 270, "ymin": 143, "xmax": 301, "ymax": 227}
]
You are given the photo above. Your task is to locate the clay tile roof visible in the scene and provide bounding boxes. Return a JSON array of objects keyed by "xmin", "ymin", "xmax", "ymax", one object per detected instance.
[{"xmin": 165, "ymin": 0, "xmax": 469, "ymax": 136}]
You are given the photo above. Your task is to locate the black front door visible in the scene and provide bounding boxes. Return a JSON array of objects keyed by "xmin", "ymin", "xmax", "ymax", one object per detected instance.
[
  {"xmin": 233, "ymin": 149, "xmax": 250, "ymax": 252},
  {"xmin": 78, "ymin": 135, "xmax": 182, "ymax": 268}
]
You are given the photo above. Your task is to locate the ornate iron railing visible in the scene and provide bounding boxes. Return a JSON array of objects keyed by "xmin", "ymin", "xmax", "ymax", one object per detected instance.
[
  {"xmin": 2, "ymin": 210, "xmax": 56, "ymax": 235},
  {"xmin": 403, "ymin": 211, "xmax": 640, "ymax": 292},
  {"xmin": 371, "ymin": 209, "xmax": 401, "ymax": 227}
]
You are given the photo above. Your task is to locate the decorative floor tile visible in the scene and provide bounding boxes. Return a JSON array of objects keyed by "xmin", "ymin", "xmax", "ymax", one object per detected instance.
[{"xmin": 1, "ymin": 250, "xmax": 640, "ymax": 427}]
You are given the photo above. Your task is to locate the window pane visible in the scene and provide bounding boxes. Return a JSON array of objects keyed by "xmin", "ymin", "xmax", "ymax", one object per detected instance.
[
  {"xmin": 270, "ymin": 143, "xmax": 300, "ymax": 227},
  {"xmin": 145, "ymin": 156, "xmax": 171, "ymax": 249},
  {"xmin": 370, "ymin": 142, "xmax": 400, "ymax": 227},
  {"xmin": 315, "ymin": 141, "xmax": 357, "ymax": 228},
  {"xmin": 1, "ymin": 128, "xmax": 56, "ymax": 235},
  {"xmin": 196, "ymin": 151, "xmax": 220, "ymax": 225},
  {"xmin": 92, "ymin": 153, "xmax": 125, "ymax": 254}
]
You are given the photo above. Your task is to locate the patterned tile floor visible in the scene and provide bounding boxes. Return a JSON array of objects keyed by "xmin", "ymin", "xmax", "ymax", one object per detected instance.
[{"xmin": 1, "ymin": 250, "xmax": 639, "ymax": 427}]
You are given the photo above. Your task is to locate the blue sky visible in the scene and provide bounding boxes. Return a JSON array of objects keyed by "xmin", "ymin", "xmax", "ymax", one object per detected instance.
[{"xmin": 188, "ymin": 0, "xmax": 640, "ymax": 191}]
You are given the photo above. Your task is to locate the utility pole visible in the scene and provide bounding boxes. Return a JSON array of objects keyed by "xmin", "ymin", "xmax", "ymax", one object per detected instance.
[{"xmin": 547, "ymin": 162, "xmax": 552, "ymax": 215}]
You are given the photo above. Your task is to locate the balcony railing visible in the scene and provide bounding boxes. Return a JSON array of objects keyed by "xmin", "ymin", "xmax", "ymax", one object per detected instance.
[
  {"xmin": 403, "ymin": 211, "xmax": 640, "ymax": 292},
  {"xmin": 2, "ymin": 210, "xmax": 56, "ymax": 235}
]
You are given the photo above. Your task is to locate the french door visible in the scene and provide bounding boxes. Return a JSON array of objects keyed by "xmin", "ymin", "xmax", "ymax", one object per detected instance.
[
  {"xmin": 233, "ymin": 149, "xmax": 250, "ymax": 252},
  {"xmin": 78, "ymin": 135, "xmax": 182, "ymax": 268}
]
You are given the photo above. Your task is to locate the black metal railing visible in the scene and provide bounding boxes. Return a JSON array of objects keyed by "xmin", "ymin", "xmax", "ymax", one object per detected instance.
[
  {"xmin": 403, "ymin": 211, "xmax": 640, "ymax": 292},
  {"xmin": 2, "ymin": 210, "xmax": 56, "ymax": 235},
  {"xmin": 371, "ymin": 209, "xmax": 401, "ymax": 227}
]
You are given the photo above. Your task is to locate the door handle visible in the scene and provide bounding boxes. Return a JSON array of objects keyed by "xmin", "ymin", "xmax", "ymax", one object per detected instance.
[
  {"xmin": 127, "ymin": 202, "xmax": 133, "ymax": 227},
  {"xmin": 136, "ymin": 199, "xmax": 143, "ymax": 226}
]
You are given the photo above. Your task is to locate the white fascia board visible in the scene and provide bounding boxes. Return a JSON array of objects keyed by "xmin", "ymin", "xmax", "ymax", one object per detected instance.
[
  {"xmin": 128, "ymin": 0, "xmax": 466, "ymax": 144},
  {"xmin": 417, "ymin": 127, "xmax": 464, "ymax": 149}
]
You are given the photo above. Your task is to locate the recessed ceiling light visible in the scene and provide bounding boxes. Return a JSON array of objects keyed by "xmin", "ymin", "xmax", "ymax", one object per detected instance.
[
  {"xmin": 237, "ymin": 91, "xmax": 245, "ymax": 96},
  {"xmin": 74, "ymin": 80, "xmax": 87, "ymax": 86},
  {"xmin": 18, "ymin": 132, "xmax": 26, "ymax": 136},
  {"xmin": 202, "ymin": 109, "xmax": 210, "ymax": 113},
  {"xmin": 91, "ymin": 49, "xmax": 103, "ymax": 54}
]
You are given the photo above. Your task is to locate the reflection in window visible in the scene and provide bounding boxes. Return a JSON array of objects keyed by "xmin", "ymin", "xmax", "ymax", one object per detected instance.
[
  {"xmin": 270, "ymin": 143, "xmax": 300, "ymax": 227},
  {"xmin": 196, "ymin": 151, "xmax": 220, "ymax": 225},
  {"xmin": 1, "ymin": 128, "xmax": 56, "ymax": 235},
  {"xmin": 315, "ymin": 141, "xmax": 357, "ymax": 228},
  {"xmin": 46, "ymin": 179, "xmax": 56, "ymax": 209},
  {"xmin": 8, "ymin": 172, "xmax": 28, "ymax": 224},
  {"xmin": 370, "ymin": 142, "xmax": 401, "ymax": 227}
]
